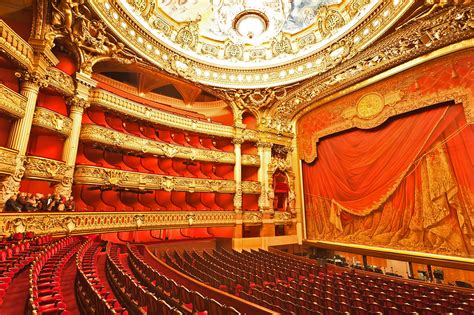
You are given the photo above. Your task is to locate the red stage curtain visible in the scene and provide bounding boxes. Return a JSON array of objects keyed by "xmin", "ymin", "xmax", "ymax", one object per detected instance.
[{"xmin": 303, "ymin": 104, "xmax": 473, "ymax": 256}]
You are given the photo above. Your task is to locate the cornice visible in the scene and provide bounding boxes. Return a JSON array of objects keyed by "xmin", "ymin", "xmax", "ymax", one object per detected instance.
[
  {"xmin": 80, "ymin": 124, "xmax": 259, "ymax": 167},
  {"xmin": 0, "ymin": 211, "xmax": 236, "ymax": 236},
  {"xmin": 74, "ymin": 165, "xmax": 261, "ymax": 194},
  {"xmin": 0, "ymin": 20, "xmax": 34, "ymax": 70},
  {"xmin": 23, "ymin": 156, "xmax": 72, "ymax": 182},
  {"xmin": 89, "ymin": 89, "xmax": 235, "ymax": 138},
  {"xmin": 46, "ymin": 67, "xmax": 75, "ymax": 97},
  {"xmin": 270, "ymin": 6, "xmax": 474, "ymax": 126},
  {"xmin": 0, "ymin": 147, "xmax": 18, "ymax": 177},
  {"xmin": 0, "ymin": 84, "xmax": 27, "ymax": 118},
  {"xmin": 32, "ymin": 107, "xmax": 72, "ymax": 137}
]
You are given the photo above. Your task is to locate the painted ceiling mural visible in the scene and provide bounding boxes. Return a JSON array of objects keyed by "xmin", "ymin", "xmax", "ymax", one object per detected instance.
[{"xmin": 91, "ymin": 0, "xmax": 412, "ymax": 88}]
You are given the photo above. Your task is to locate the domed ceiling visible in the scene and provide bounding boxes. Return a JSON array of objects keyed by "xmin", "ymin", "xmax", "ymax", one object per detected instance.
[{"xmin": 91, "ymin": 0, "xmax": 412, "ymax": 88}]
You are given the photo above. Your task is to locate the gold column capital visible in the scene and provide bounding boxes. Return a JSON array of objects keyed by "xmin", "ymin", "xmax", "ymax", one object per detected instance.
[
  {"xmin": 14, "ymin": 70, "xmax": 48, "ymax": 90},
  {"xmin": 232, "ymin": 137, "xmax": 244, "ymax": 145},
  {"xmin": 66, "ymin": 96, "xmax": 90, "ymax": 112}
]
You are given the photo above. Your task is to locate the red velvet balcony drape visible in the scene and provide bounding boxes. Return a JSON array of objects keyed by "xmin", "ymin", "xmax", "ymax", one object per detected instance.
[{"xmin": 303, "ymin": 104, "xmax": 474, "ymax": 256}]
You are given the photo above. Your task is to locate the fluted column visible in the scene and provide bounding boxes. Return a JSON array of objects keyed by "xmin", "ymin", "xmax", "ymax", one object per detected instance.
[
  {"xmin": 55, "ymin": 73, "xmax": 96, "ymax": 197},
  {"xmin": 257, "ymin": 141, "xmax": 272, "ymax": 211},
  {"xmin": 0, "ymin": 71, "xmax": 47, "ymax": 205},
  {"xmin": 233, "ymin": 137, "xmax": 243, "ymax": 213}
]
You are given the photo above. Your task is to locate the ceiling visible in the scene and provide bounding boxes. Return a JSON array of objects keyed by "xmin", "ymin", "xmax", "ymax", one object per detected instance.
[{"xmin": 90, "ymin": 0, "xmax": 414, "ymax": 88}]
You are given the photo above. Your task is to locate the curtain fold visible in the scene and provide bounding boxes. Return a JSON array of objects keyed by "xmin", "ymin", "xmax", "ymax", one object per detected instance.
[{"xmin": 303, "ymin": 104, "xmax": 473, "ymax": 256}]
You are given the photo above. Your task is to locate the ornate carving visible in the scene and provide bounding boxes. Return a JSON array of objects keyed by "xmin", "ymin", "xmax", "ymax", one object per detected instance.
[
  {"xmin": 0, "ymin": 211, "xmax": 236, "ymax": 236},
  {"xmin": 0, "ymin": 155, "xmax": 25, "ymax": 204},
  {"xmin": 66, "ymin": 95, "xmax": 90, "ymax": 111},
  {"xmin": 49, "ymin": 0, "xmax": 141, "ymax": 72},
  {"xmin": 241, "ymin": 181, "xmax": 262, "ymax": 195},
  {"xmin": 0, "ymin": 20, "xmax": 34, "ymax": 70},
  {"xmin": 0, "ymin": 84, "xmax": 27, "ymax": 118},
  {"xmin": 272, "ymin": 6, "xmax": 474, "ymax": 127},
  {"xmin": 73, "ymin": 165, "xmax": 260, "ymax": 193},
  {"xmin": 24, "ymin": 156, "xmax": 73, "ymax": 182},
  {"xmin": 273, "ymin": 211, "xmax": 293, "ymax": 225},
  {"xmin": 89, "ymin": 89, "xmax": 235, "ymax": 138},
  {"xmin": 15, "ymin": 70, "xmax": 48, "ymax": 89},
  {"xmin": 242, "ymin": 211, "xmax": 263, "ymax": 225},
  {"xmin": 175, "ymin": 21, "xmax": 199, "ymax": 50},
  {"xmin": 80, "ymin": 125, "xmax": 259, "ymax": 166},
  {"xmin": 46, "ymin": 67, "xmax": 75, "ymax": 96},
  {"xmin": 32, "ymin": 107, "xmax": 72, "ymax": 137},
  {"xmin": 0, "ymin": 147, "xmax": 19, "ymax": 177}
]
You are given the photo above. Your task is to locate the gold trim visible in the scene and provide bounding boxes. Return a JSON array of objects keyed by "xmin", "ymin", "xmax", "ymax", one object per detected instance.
[
  {"xmin": 32, "ymin": 107, "xmax": 72, "ymax": 137},
  {"xmin": 0, "ymin": 147, "xmax": 18, "ymax": 176},
  {"xmin": 74, "ymin": 165, "xmax": 261, "ymax": 194},
  {"xmin": 0, "ymin": 20, "xmax": 34, "ymax": 70},
  {"xmin": 304, "ymin": 240, "xmax": 474, "ymax": 266},
  {"xmin": 0, "ymin": 211, "xmax": 236, "ymax": 236},
  {"xmin": 89, "ymin": 89, "xmax": 235, "ymax": 138},
  {"xmin": 80, "ymin": 125, "xmax": 260, "ymax": 166},
  {"xmin": 46, "ymin": 67, "xmax": 75, "ymax": 96},
  {"xmin": 23, "ymin": 156, "xmax": 73, "ymax": 183},
  {"xmin": 0, "ymin": 84, "xmax": 27, "ymax": 118}
]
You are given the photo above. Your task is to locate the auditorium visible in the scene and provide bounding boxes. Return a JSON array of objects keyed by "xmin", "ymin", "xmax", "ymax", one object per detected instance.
[{"xmin": 0, "ymin": 0, "xmax": 472, "ymax": 314}]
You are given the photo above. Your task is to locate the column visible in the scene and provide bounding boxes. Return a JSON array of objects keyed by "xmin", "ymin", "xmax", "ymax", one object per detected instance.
[
  {"xmin": 54, "ymin": 96, "xmax": 89, "ymax": 196},
  {"xmin": 55, "ymin": 73, "xmax": 96, "ymax": 197},
  {"xmin": 232, "ymin": 137, "xmax": 243, "ymax": 212},
  {"xmin": 257, "ymin": 141, "xmax": 272, "ymax": 211},
  {"xmin": 0, "ymin": 71, "xmax": 47, "ymax": 205}
]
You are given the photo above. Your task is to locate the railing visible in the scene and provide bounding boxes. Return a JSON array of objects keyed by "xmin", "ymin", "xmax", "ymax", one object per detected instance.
[
  {"xmin": 0, "ymin": 20, "xmax": 34, "ymax": 70},
  {"xmin": 32, "ymin": 107, "xmax": 73, "ymax": 137},
  {"xmin": 24, "ymin": 156, "xmax": 72, "ymax": 182},
  {"xmin": 0, "ymin": 84, "xmax": 27, "ymax": 118},
  {"xmin": 0, "ymin": 147, "xmax": 18, "ymax": 176}
]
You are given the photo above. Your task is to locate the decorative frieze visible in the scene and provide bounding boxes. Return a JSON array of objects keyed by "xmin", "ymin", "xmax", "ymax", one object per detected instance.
[
  {"xmin": 273, "ymin": 211, "xmax": 294, "ymax": 225},
  {"xmin": 74, "ymin": 165, "xmax": 241, "ymax": 193},
  {"xmin": 46, "ymin": 68, "xmax": 75, "ymax": 96},
  {"xmin": 24, "ymin": 156, "xmax": 73, "ymax": 182},
  {"xmin": 0, "ymin": 84, "xmax": 27, "ymax": 118},
  {"xmin": 0, "ymin": 20, "xmax": 34, "ymax": 70},
  {"xmin": 0, "ymin": 211, "xmax": 236, "ymax": 236},
  {"xmin": 242, "ymin": 211, "xmax": 263, "ymax": 225},
  {"xmin": 80, "ymin": 125, "xmax": 259, "ymax": 166},
  {"xmin": 241, "ymin": 181, "xmax": 262, "ymax": 195},
  {"xmin": 32, "ymin": 107, "xmax": 72, "ymax": 137},
  {"xmin": 0, "ymin": 147, "xmax": 18, "ymax": 176},
  {"xmin": 89, "ymin": 89, "xmax": 235, "ymax": 138}
]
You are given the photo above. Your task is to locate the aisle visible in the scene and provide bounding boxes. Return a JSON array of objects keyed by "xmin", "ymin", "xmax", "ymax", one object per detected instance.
[
  {"xmin": 60, "ymin": 256, "xmax": 80, "ymax": 315},
  {"xmin": 1, "ymin": 269, "xmax": 29, "ymax": 315}
]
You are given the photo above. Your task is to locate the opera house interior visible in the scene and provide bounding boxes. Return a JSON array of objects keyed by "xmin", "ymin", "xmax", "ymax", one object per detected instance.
[{"xmin": 0, "ymin": 0, "xmax": 473, "ymax": 314}]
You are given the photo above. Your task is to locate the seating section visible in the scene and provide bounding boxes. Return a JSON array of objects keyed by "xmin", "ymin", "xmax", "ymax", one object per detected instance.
[
  {"xmin": 28, "ymin": 236, "xmax": 81, "ymax": 314},
  {"xmin": 75, "ymin": 239, "xmax": 128, "ymax": 315},
  {"xmin": 106, "ymin": 244, "xmax": 183, "ymax": 314},
  {"xmin": 0, "ymin": 234, "xmax": 53, "ymax": 305},
  {"xmin": 127, "ymin": 244, "xmax": 241, "ymax": 315},
  {"xmin": 169, "ymin": 248, "xmax": 474, "ymax": 315}
]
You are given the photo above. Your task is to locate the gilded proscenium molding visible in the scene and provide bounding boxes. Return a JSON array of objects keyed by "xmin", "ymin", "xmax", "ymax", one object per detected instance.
[
  {"xmin": 270, "ymin": 6, "xmax": 474, "ymax": 126},
  {"xmin": 302, "ymin": 87, "xmax": 473, "ymax": 162},
  {"xmin": 32, "ymin": 107, "xmax": 73, "ymax": 137},
  {"xmin": 89, "ymin": 89, "xmax": 235, "ymax": 138},
  {"xmin": 46, "ymin": 68, "xmax": 75, "ymax": 96},
  {"xmin": 90, "ymin": 0, "xmax": 412, "ymax": 88},
  {"xmin": 0, "ymin": 211, "xmax": 236, "ymax": 236},
  {"xmin": 23, "ymin": 156, "xmax": 73, "ymax": 183},
  {"xmin": 0, "ymin": 84, "xmax": 27, "ymax": 118},
  {"xmin": 79, "ymin": 125, "xmax": 260, "ymax": 167},
  {"xmin": 0, "ymin": 20, "xmax": 34, "ymax": 70},
  {"xmin": 74, "ymin": 165, "xmax": 261, "ymax": 194},
  {"xmin": 0, "ymin": 147, "xmax": 19, "ymax": 176}
]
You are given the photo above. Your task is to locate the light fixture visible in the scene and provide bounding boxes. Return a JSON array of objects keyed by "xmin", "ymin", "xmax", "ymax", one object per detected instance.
[{"xmin": 233, "ymin": 10, "xmax": 269, "ymax": 40}]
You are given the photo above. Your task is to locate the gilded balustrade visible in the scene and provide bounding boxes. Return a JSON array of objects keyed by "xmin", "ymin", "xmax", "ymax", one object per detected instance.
[
  {"xmin": 89, "ymin": 89, "xmax": 235, "ymax": 138},
  {"xmin": 32, "ymin": 107, "xmax": 73, "ymax": 137},
  {"xmin": 0, "ymin": 147, "xmax": 19, "ymax": 176},
  {"xmin": 0, "ymin": 84, "xmax": 27, "ymax": 118},
  {"xmin": 46, "ymin": 68, "xmax": 75, "ymax": 96},
  {"xmin": 80, "ymin": 124, "xmax": 260, "ymax": 166},
  {"xmin": 23, "ymin": 156, "xmax": 73, "ymax": 182},
  {"xmin": 74, "ymin": 165, "xmax": 261, "ymax": 194},
  {"xmin": 0, "ymin": 20, "xmax": 34, "ymax": 70},
  {"xmin": 0, "ymin": 211, "xmax": 236, "ymax": 236}
]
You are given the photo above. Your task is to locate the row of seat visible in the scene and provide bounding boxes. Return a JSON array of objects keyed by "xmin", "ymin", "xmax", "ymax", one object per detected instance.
[
  {"xmin": 0, "ymin": 235, "xmax": 54, "ymax": 305},
  {"xmin": 106, "ymin": 244, "xmax": 183, "ymax": 315},
  {"xmin": 75, "ymin": 239, "xmax": 128, "ymax": 315},
  {"xmin": 128, "ymin": 244, "xmax": 241, "ymax": 315},
  {"xmin": 28, "ymin": 236, "xmax": 80, "ymax": 314}
]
